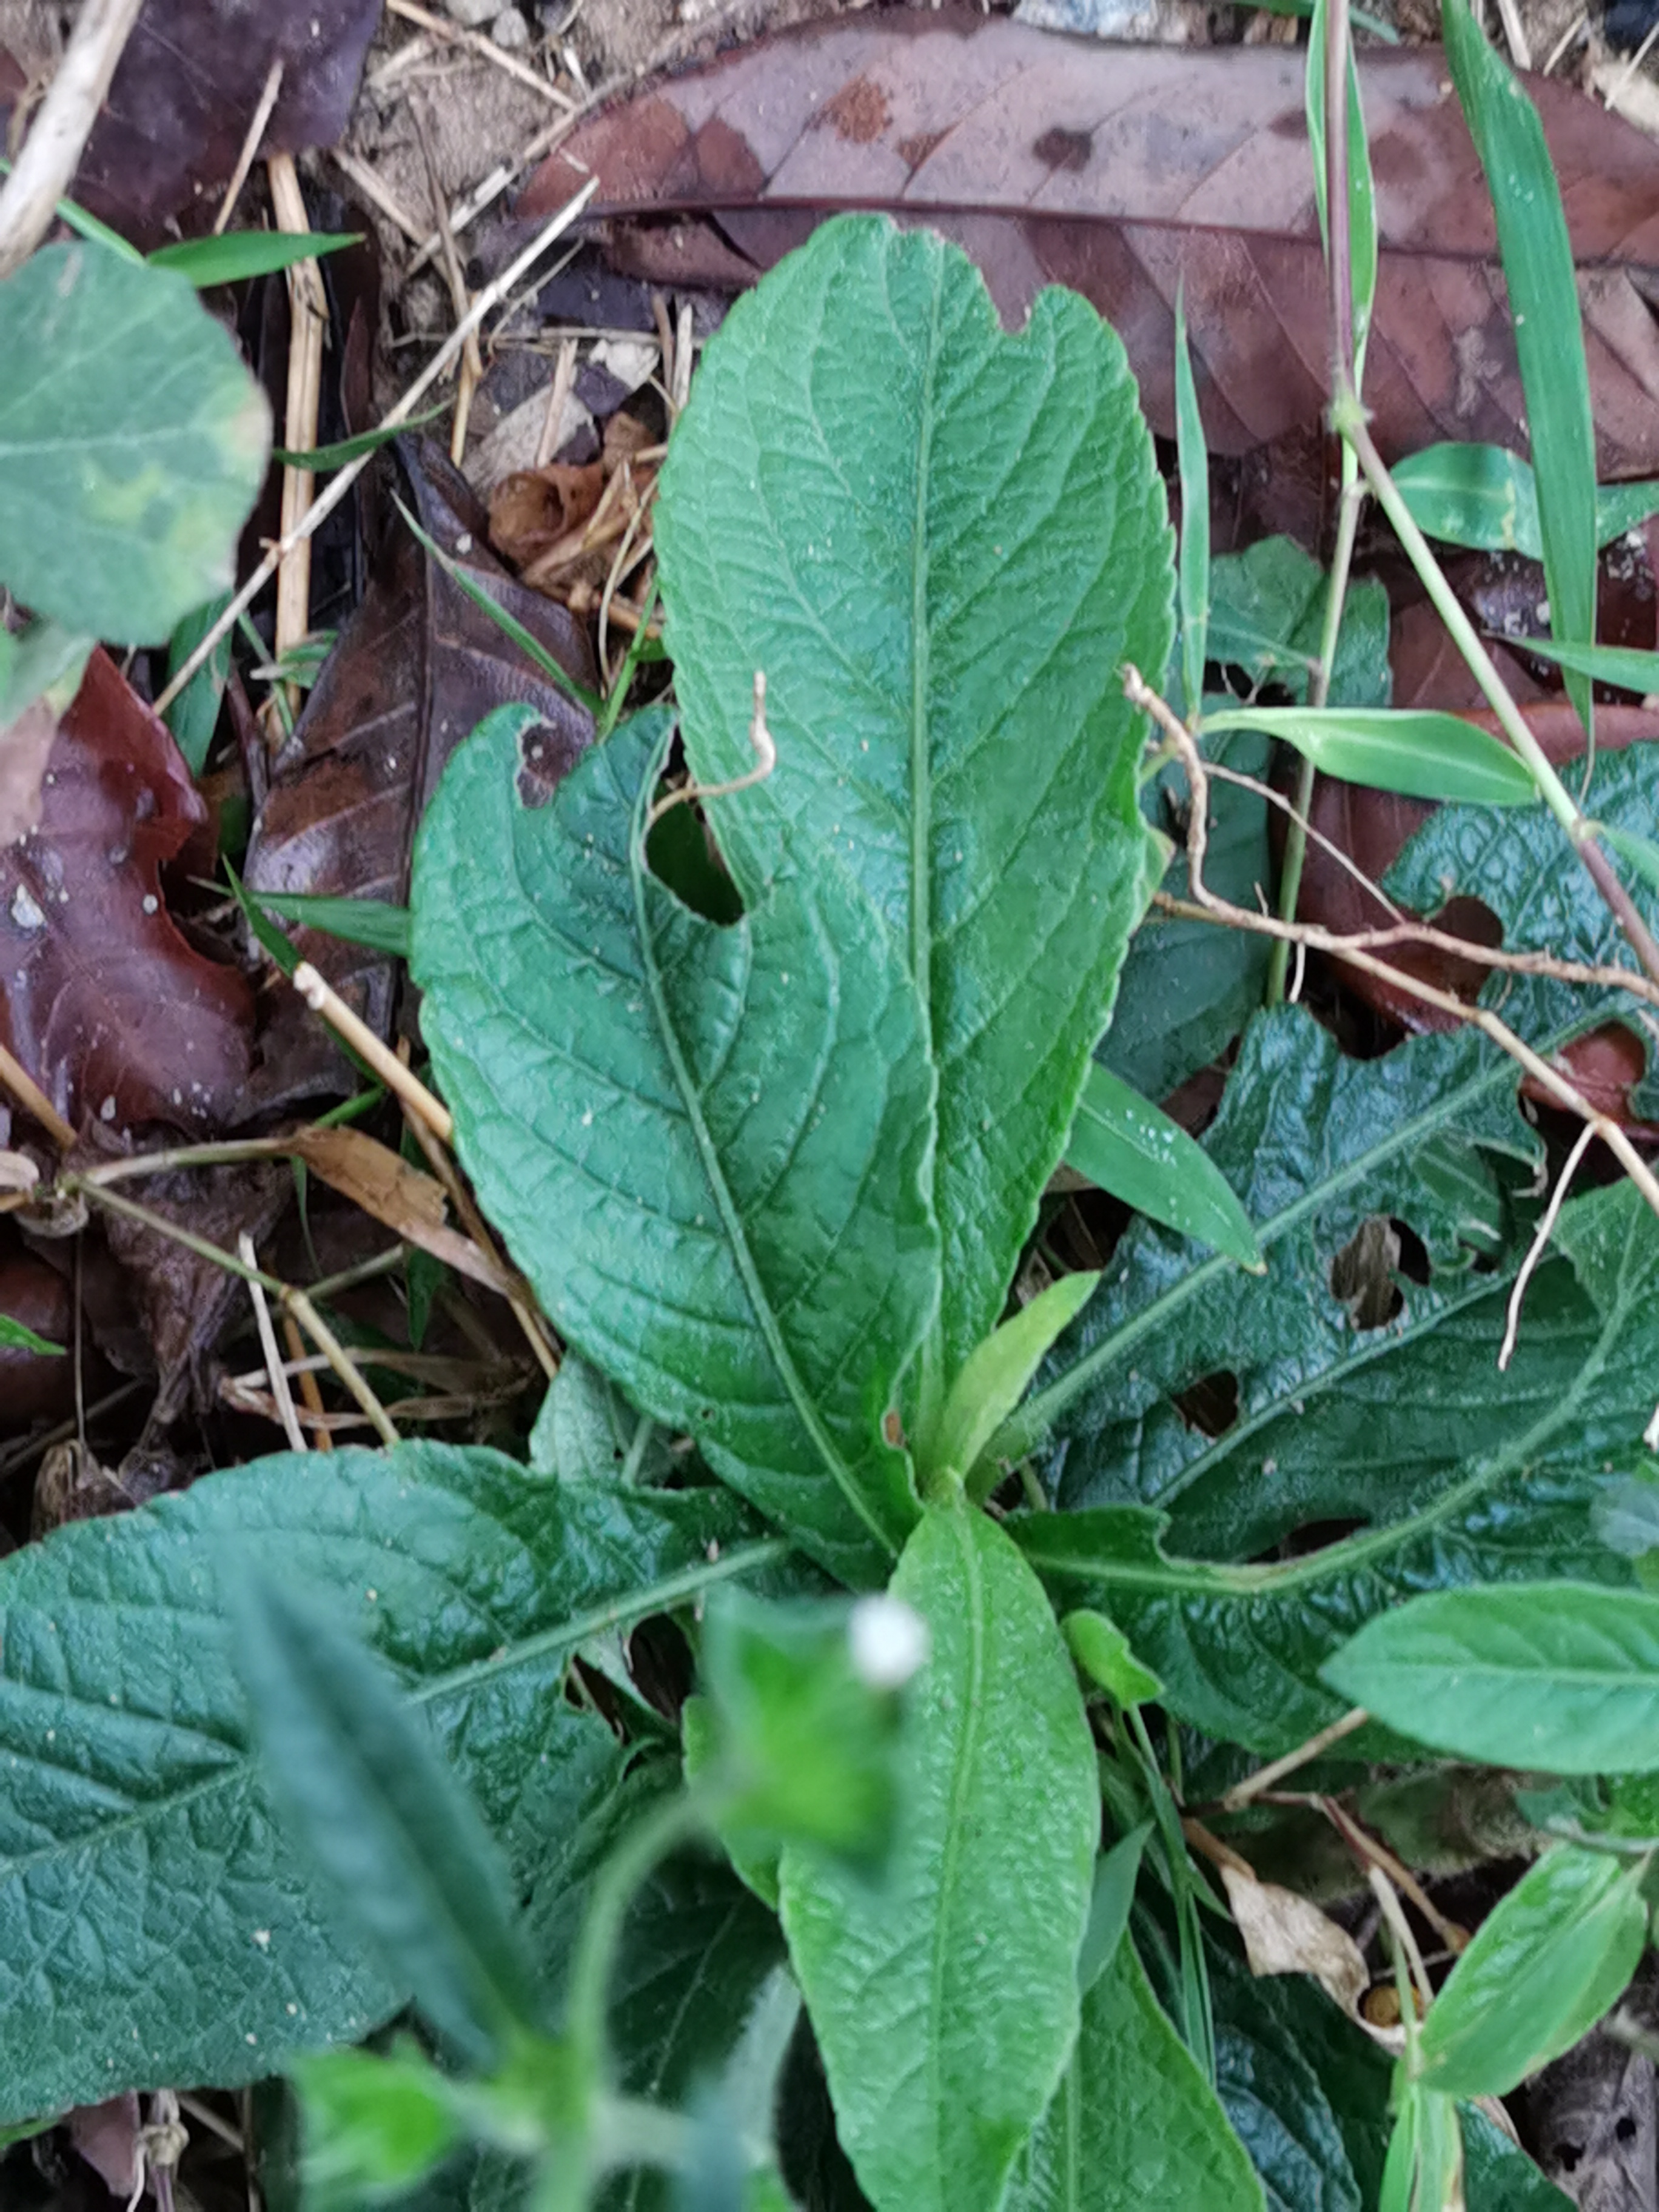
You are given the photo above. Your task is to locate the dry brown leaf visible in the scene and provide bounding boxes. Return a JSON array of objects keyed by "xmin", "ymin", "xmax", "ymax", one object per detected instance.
[
  {"xmin": 0, "ymin": 699, "xmax": 60, "ymax": 849},
  {"xmin": 291, "ymin": 1125, "xmax": 520, "ymax": 1300},
  {"xmin": 1219, "ymin": 1861, "xmax": 1382, "ymax": 2036},
  {"xmin": 490, "ymin": 463, "xmax": 608, "ymax": 569}
]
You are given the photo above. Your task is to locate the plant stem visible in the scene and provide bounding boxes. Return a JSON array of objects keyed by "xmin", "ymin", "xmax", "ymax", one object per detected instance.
[
  {"xmin": 1127, "ymin": 1706, "xmax": 1215, "ymax": 2085},
  {"xmin": 564, "ymin": 1794, "xmax": 705, "ymax": 2084}
]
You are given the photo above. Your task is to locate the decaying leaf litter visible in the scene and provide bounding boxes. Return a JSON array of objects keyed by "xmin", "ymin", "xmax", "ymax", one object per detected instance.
[{"xmin": 7, "ymin": 0, "xmax": 1659, "ymax": 2203}]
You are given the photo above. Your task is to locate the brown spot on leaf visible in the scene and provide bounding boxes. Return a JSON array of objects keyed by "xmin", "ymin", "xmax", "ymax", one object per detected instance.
[
  {"xmin": 813, "ymin": 75, "xmax": 890, "ymax": 144},
  {"xmin": 896, "ymin": 128, "xmax": 947, "ymax": 172},
  {"xmin": 516, "ymin": 721, "xmax": 577, "ymax": 809},
  {"xmin": 882, "ymin": 1408, "xmax": 905, "ymax": 1449},
  {"xmin": 1032, "ymin": 126, "xmax": 1092, "ymax": 173}
]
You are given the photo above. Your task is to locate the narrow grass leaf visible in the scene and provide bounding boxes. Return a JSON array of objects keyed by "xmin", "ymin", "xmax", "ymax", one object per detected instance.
[
  {"xmin": 1595, "ymin": 480, "xmax": 1659, "ymax": 543},
  {"xmin": 1198, "ymin": 705, "xmax": 1537, "ymax": 804},
  {"xmin": 1067, "ymin": 1062, "xmax": 1263, "ymax": 1267},
  {"xmin": 274, "ymin": 412, "xmax": 444, "ymax": 471},
  {"xmin": 1322, "ymin": 1581, "xmax": 1659, "ymax": 1772},
  {"xmin": 149, "ymin": 232, "xmax": 361, "ymax": 287},
  {"xmin": 1443, "ymin": 0, "xmax": 1598, "ymax": 737},
  {"xmin": 1175, "ymin": 284, "xmax": 1210, "ymax": 719},
  {"xmin": 164, "ymin": 593, "xmax": 232, "ymax": 774},
  {"xmin": 1595, "ymin": 821, "xmax": 1659, "ymax": 900},
  {"xmin": 241, "ymin": 886, "xmax": 413, "ymax": 959},
  {"xmin": 1307, "ymin": 0, "xmax": 1379, "ymax": 379},
  {"xmin": 0, "ymin": 1315, "xmax": 63, "ymax": 1355},
  {"xmin": 1414, "ymin": 1845, "xmax": 1647, "ymax": 2095},
  {"xmin": 1506, "ymin": 635, "xmax": 1659, "ymax": 695}
]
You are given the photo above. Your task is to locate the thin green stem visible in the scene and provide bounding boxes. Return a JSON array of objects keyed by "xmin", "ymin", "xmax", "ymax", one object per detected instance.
[
  {"xmin": 564, "ymin": 1794, "xmax": 706, "ymax": 2083},
  {"xmin": 597, "ymin": 577, "xmax": 660, "ymax": 741},
  {"xmin": 1127, "ymin": 1706, "xmax": 1215, "ymax": 2085}
]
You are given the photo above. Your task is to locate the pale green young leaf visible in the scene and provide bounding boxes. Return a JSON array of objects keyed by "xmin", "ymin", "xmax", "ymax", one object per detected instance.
[
  {"xmin": 0, "ymin": 1313, "xmax": 63, "ymax": 1355},
  {"xmin": 1595, "ymin": 821, "xmax": 1659, "ymax": 901},
  {"xmin": 1322, "ymin": 1582, "xmax": 1659, "ymax": 1772},
  {"xmin": 0, "ymin": 1440, "xmax": 768, "ymax": 2123},
  {"xmin": 295, "ymin": 2046, "xmax": 461, "ymax": 2205},
  {"xmin": 1005, "ymin": 1937, "xmax": 1264, "ymax": 2212},
  {"xmin": 1195, "ymin": 706, "xmax": 1537, "ymax": 806},
  {"xmin": 529, "ymin": 1355, "xmax": 671, "ymax": 1484},
  {"xmin": 780, "ymin": 1498, "xmax": 1097, "ymax": 2212},
  {"xmin": 412, "ymin": 708, "xmax": 939, "ymax": 1586},
  {"xmin": 928, "ymin": 1272, "xmax": 1102, "ymax": 1500},
  {"xmin": 1443, "ymin": 0, "xmax": 1598, "ymax": 737},
  {"xmin": 1174, "ymin": 285, "xmax": 1210, "ymax": 719},
  {"xmin": 1379, "ymin": 2085, "xmax": 1462, "ymax": 2212},
  {"xmin": 1415, "ymin": 1845, "xmax": 1648, "ymax": 2096},
  {"xmin": 234, "ymin": 1569, "xmax": 542, "ymax": 2066},
  {"xmin": 1503, "ymin": 634, "xmax": 1659, "ymax": 695},
  {"xmin": 1076, "ymin": 1828, "xmax": 1151, "ymax": 1994},
  {"xmin": 0, "ymin": 245, "xmax": 270, "ymax": 643},
  {"xmin": 1064, "ymin": 1610, "xmax": 1164, "ymax": 1708},
  {"xmin": 656, "ymin": 212, "xmax": 1174, "ymax": 1382},
  {"xmin": 1066, "ymin": 1062, "xmax": 1262, "ymax": 1269},
  {"xmin": 149, "ymin": 230, "xmax": 361, "ymax": 287}
]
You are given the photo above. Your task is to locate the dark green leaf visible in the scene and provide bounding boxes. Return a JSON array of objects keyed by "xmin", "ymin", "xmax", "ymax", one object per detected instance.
[
  {"xmin": 1460, "ymin": 2102, "xmax": 1574, "ymax": 2211},
  {"xmin": 1196, "ymin": 706, "xmax": 1537, "ymax": 806},
  {"xmin": 1323, "ymin": 1581, "xmax": 1659, "ymax": 1773},
  {"xmin": 0, "ymin": 244, "xmax": 270, "ymax": 642},
  {"xmin": 529, "ymin": 1356, "xmax": 672, "ymax": 1485},
  {"xmin": 1006, "ymin": 1937, "xmax": 1264, "ymax": 2212},
  {"xmin": 1204, "ymin": 539, "xmax": 1390, "ymax": 708},
  {"xmin": 655, "ymin": 211, "xmax": 1174, "ymax": 1380},
  {"xmin": 1443, "ymin": 0, "xmax": 1598, "ymax": 737},
  {"xmin": 149, "ymin": 231, "xmax": 361, "ymax": 287},
  {"xmin": 164, "ymin": 593, "xmax": 232, "ymax": 773},
  {"xmin": 0, "ymin": 1441, "xmax": 771, "ymax": 2123},
  {"xmin": 1076, "ymin": 1826, "xmax": 1151, "ymax": 1994},
  {"xmin": 413, "ymin": 708, "xmax": 939, "ymax": 1586},
  {"xmin": 930, "ymin": 1272, "xmax": 1102, "ymax": 1499},
  {"xmin": 234, "ymin": 1569, "xmax": 541, "ymax": 2065},
  {"xmin": 780, "ymin": 1498, "xmax": 1098, "ymax": 2212},
  {"xmin": 1066, "ymin": 1062, "xmax": 1262, "ymax": 1268},
  {"xmin": 1415, "ymin": 1845, "xmax": 1648, "ymax": 2096},
  {"xmin": 242, "ymin": 887, "xmax": 413, "ymax": 958}
]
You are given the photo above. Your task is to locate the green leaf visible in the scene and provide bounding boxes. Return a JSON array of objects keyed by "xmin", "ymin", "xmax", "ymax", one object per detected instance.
[
  {"xmin": 1323, "ymin": 1581, "xmax": 1659, "ymax": 1773},
  {"xmin": 1066, "ymin": 1062, "xmax": 1262, "ymax": 1269},
  {"xmin": 1498, "ymin": 633, "xmax": 1659, "ymax": 695},
  {"xmin": 1204, "ymin": 538, "xmax": 1390, "ymax": 708},
  {"xmin": 1064, "ymin": 1610, "xmax": 1163, "ymax": 1707},
  {"xmin": 149, "ymin": 230, "xmax": 361, "ymax": 287},
  {"xmin": 412, "ymin": 707, "xmax": 939, "ymax": 1587},
  {"xmin": 1380, "ymin": 2084, "xmax": 1462, "ymax": 2212},
  {"xmin": 1596, "ymin": 820, "xmax": 1659, "ymax": 901},
  {"xmin": 1195, "ymin": 706, "xmax": 1537, "ymax": 806},
  {"xmin": 243, "ymin": 886, "xmax": 414, "ymax": 958},
  {"xmin": 1307, "ymin": 0, "xmax": 1378, "ymax": 380},
  {"xmin": 295, "ymin": 2046, "xmax": 461, "ymax": 2205},
  {"xmin": 779, "ymin": 1498, "xmax": 1097, "ymax": 2212},
  {"xmin": 1006, "ymin": 1937, "xmax": 1264, "ymax": 2212},
  {"xmin": 0, "ymin": 617, "xmax": 93, "ymax": 732},
  {"xmin": 273, "ymin": 412, "xmax": 443, "ymax": 471},
  {"xmin": 928, "ymin": 1272, "xmax": 1102, "ymax": 1500},
  {"xmin": 1174, "ymin": 286, "xmax": 1210, "ymax": 720},
  {"xmin": 529, "ymin": 1355, "xmax": 672, "ymax": 1484},
  {"xmin": 1460, "ymin": 2102, "xmax": 1574, "ymax": 2212},
  {"xmin": 1415, "ymin": 1845, "xmax": 1648, "ymax": 2096},
  {"xmin": 655, "ymin": 212, "xmax": 1175, "ymax": 1382},
  {"xmin": 164, "ymin": 593, "xmax": 232, "ymax": 774},
  {"xmin": 234, "ymin": 1568, "xmax": 542, "ymax": 2066},
  {"xmin": 0, "ymin": 1440, "xmax": 771, "ymax": 2123},
  {"xmin": 0, "ymin": 1313, "xmax": 64, "ymax": 1355},
  {"xmin": 1076, "ymin": 1826, "xmax": 1151, "ymax": 1994},
  {"xmin": 0, "ymin": 243, "xmax": 270, "ymax": 643},
  {"xmin": 1443, "ymin": 0, "xmax": 1598, "ymax": 739},
  {"xmin": 1393, "ymin": 443, "xmax": 1659, "ymax": 559}
]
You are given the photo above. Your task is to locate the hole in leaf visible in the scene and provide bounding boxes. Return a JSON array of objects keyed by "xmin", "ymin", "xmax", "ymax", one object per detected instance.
[
  {"xmin": 1392, "ymin": 1218, "xmax": 1430, "ymax": 1287},
  {"xmin": 1555, "ymin": 2142, "xmax": 1583, "ymax": 2174},
  {"xmin": 646, "ymin": 796, "xmax": 744, "ymax": 925},
  {"xmin": 1329, "ymin": 1216, "xmax": 1404, "ymax": 1330},
  {"xmin": 1616, "ymin": 2115, "xmax": 1639, "ymax": 2144},
  {"xmin": 1171, "ymin": 1370, "xmax": 1239, "ymax": 1438}
]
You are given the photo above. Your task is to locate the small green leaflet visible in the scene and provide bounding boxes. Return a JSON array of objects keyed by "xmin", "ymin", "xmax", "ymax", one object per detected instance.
[
  {"xmin": 1196, "ymin": 705, "xmax": 1537, "ymax": 806},
  {"xmin": 295, "ymin": 2046, "xmax": 462, "ymax": 2204},
  {"xmin": 1413, "ymin": 1845, "xmax": 1648, "ymax": 2097},
  {"xmin": 242, "ymin": 886, "xmax": 414, "ymax": 958},
  {"xmin": 0, "ymin": 245, "xmax": 270, "ymax": 643},
  {"xmin": 413, "ymin": 706, "xmax": 939, "ymax": 1587},
  {"xmin": 1006, "ymin": 1937, "xmax": 1264, "ymax": 2212},
  {"xmin": 1323, "ymin": 1581, "xmax": 1659, "ymax": 1772},
  {"xmin": 1065, "ymin": 1062, "xmax": 1262, "ymax": 1269},
  {"xmin": 1393, "ymin": 441, "xmax": 1659, "ymax": 560},
  {"xmin": 149, "ymin": 230, "xmax": 361, "ymax": 287},
  {"xmin": 275, "ymin": 411, "xmax": 444, "ymax": 472},
  {"xmin": 656, "ymin": 211, "xmax": 1174, "ymax": 1382},
  {"xmin": 927, "ymin": 1272, "xmax": 1101, "ymax": 1501},
  {"xmin": 0, "ymin": 1314, "xmax": 64, "ymax": 1356},
  {"xmin": 1064, "ymin": 1611, "xmax": 1164, "ymax": 1707},
  {"xmin": 1379, "ymin": 2085, "xmax": 1462, "ymax": 2212},
  {"xmin": 780, "ymin": 1498, "xmax": 1098, "ymax": 2212}
]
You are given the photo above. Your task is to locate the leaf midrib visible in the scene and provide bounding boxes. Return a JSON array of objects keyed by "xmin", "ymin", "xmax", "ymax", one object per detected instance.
[{"xmin": 0, "ymin": 1542, "xmax": 783, "ymax": 1884}]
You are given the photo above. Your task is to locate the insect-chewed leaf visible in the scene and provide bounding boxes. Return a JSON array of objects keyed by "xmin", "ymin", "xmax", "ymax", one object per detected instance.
[
  {"xmin": 656, "ymin": 213, "xmax": 1173, "ymax": 1381},
  {"xmin": 0, "ymin": 246, "xmax": 270, "ymax": 643},
  {"xmin": 412, "ymin": 705, "xmax": 940, "ymax": 1585}
]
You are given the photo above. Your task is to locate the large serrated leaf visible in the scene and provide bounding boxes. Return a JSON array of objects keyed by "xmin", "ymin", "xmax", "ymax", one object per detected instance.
[
  {"xmin": 655, "ymin": 212, "xmax": 1175, "ymax": 1384},
  {"xmin": 1014, "ymin": 1176, "xmax": 1659, "ymax": 1752},
  {"xmin": 0, "ymin": 1441, "xmax": 768, "ymax": 2123},
  {"xmin": 779, "ymin": 1498, "xmax": 1097, "ymax": 2212},
  {"xmin": 0, "ymin": 244, "xmax": 270, "ymax": 643},
  {"xmin": 1007, "ymin": 1937, "xmax": 1264, "ymax": 2212},
  {"xmin": 412, "ymin": 706, "xmax": 938, "ymax": 1586}
]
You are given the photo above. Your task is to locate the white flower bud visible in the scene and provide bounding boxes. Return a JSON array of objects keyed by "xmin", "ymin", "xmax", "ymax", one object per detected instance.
[{"xmin": 848, "ymin": 1596, "xmax": 930, "ymax": 1690}]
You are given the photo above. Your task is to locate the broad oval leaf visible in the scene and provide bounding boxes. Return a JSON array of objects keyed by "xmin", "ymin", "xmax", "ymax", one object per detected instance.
[
  {"xmin": 0, "ymin": 1441, "xmax": 767, "ymax": 2124},
  {"xmin": 0, "ymin": 244, "xmax": 270, "ymax": 643},
  {"xmin": 1415, "ymin": 1845, "xmax": 1648, "ymax": 2097},
  {"xmin": 1066, "ymin": 1062, "xmax": 1262, "ymax": 1269},
  {"xmin": 655, "ymin": 212, "xmax": 1174, "ymax": 1381},
  {"xmin": 412, "ymin": 706, "xmax": 940, "ymax": 1585},
  {"xmin": 1007, "ymin": 1937, "xmax": 1264, "ymax": 2212},
  {"xmin": 1322, "ymin": 1582, "xmax": 1659, "ymax": 1773},
  {"xmin": 1195, "ymin": 706, "xmax": 1538, "ymax": 805},
  {"xmin": 779, "ymin": 1498, "xmax": 1098, "ymax": 2212}
]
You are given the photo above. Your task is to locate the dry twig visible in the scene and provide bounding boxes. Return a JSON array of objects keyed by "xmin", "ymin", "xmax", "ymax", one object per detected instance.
[{"xmin": 0, "ymin": 0, "xmax": 146, "ymax": 276}]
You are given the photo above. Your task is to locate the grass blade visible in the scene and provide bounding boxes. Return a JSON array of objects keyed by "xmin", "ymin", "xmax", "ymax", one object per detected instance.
[
  {"xmin": 1067, "ymin": 1062, "xmax": 1264, "ymax": 1269},
  {"xmin": 1174, "ymin": 285, "xmax": 1210, "ymax": 720},
  {"xmin": 1197, "ymin": 705, "xmax": 1538, "ymax": 804},
  {"xmin": 149, "ymin": 232, "xmax": 361, "ymax": 287},
  {"xmin": 1307, "ymin": 0, "xmax": 1378, "ymax": 380},
  {"xmin": 1443, "ymin": 0, "xmax": 1597, "ymax": 739}
]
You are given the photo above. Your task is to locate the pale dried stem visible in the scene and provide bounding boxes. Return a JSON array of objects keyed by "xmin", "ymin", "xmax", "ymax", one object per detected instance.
[
  {"xmin": 1216, "ymin": 1706, "xmax": 1372, "ymax": 1812},
  {"xmin": 0, "ymin": 0, "xmax": 146, "ymax": 276},
  {"xmin": 0, "ymin": 1039, "xmax": 75, "ymax": 1148},
  {"xmin": 410, "ymin": 99, "xmax": 481, "ymax": 466},
  {"xmin": 266, "ymin": 152, "xmax": 328, "ymax": 731},
  {"xmin": 153, "ymin": 180, "xmax": 598, "ymax": 718},
  {"xmin": 1329, "ymin": 1798, "xmax": 1470, "ymax": 1956},
  {"xmin": 386, "ymin": 0, "xmax": 575, "ymax": 109},
  {"xmin": 213, "ymin": 58, "xmax": 283, "ymax": 233},
  {"xmin": 647, "ymin": 670, "xmax": 776, "ymax": 830},
  {"xmin": 240, "ymin": 1232, "xmax": 306, "ymax": 1450},
  {"xmin": 287, "ymin": 1289, "xmax": 399, "ymax": 1445},
  {"xmin": 1498, "ymin": 1120, "xmax": 1596, "ymax": 1370},
  {"xmin": 534, "ymin": 337, "xmax": 580, "ymax": 469},
  {"xmin": 289, "ymin": 963, "xmax": 454, "ymax": 1141},
  {"xmin": 1124, "ymin": 666, "xmax": 1659, "ymax": 1236}
]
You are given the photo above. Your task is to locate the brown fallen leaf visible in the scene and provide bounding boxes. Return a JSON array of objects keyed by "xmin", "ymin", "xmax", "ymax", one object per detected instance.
[
  {"xmin": 0, "ymin": 650, "xmax": 253, "ymax": 1136},
  {"xmin": 0, "ymin": 699, "xmax": 61, "ymax": 849},
  {"xmin": 520, "ymin": 12, "xmax": 1659, "ymax": 474},
  {"xmin": 1218, "ymin": 1861, "xmax": 1385, "ymax": 2036},
  {"xmin": 291, "ymin": 1125, "xmax": 521, "ymax": 1301}
]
